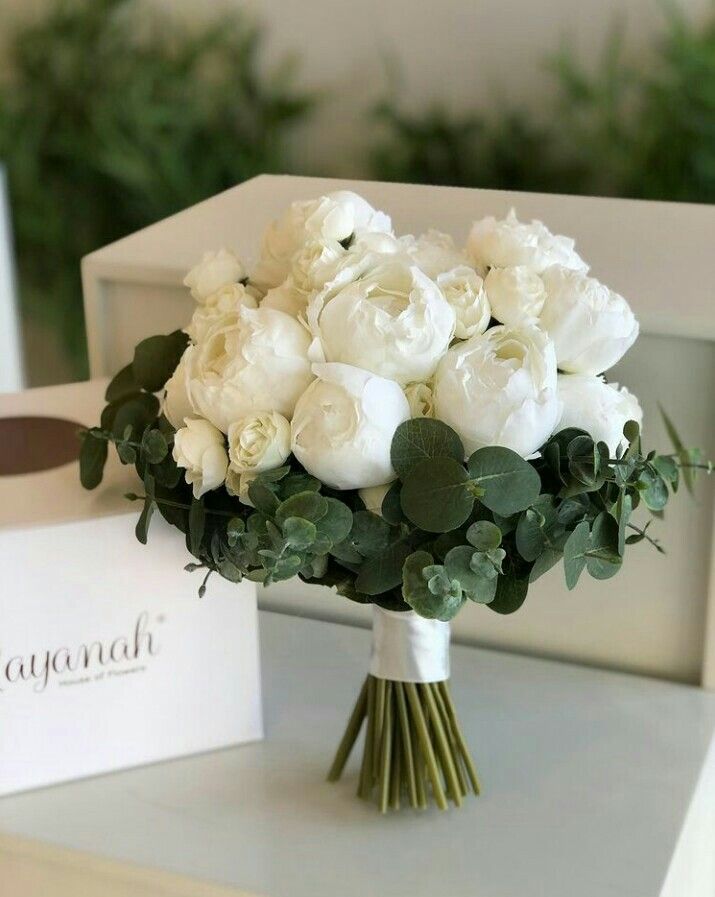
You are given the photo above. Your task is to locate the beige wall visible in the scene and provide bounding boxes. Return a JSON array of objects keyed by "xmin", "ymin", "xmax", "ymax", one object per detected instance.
[{"xmin": 2, "ymin": 0, "xmax": 713, "ymax": 176}]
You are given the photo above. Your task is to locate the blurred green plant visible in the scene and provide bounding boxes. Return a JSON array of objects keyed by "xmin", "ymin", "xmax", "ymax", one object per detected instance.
[
  {"xmin": 371, "ymin": 6, "xmax": 715, "ymax": 204},
  {"xmin": 552, "ymin": 6, "xmax": 715, "ymax": 202},
  {"xmin": 0, "ymin": 0, "xmax": 311, "ymax": 378}
]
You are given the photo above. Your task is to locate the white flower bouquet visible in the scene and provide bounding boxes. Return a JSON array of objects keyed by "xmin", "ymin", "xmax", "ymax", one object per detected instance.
[{"xmin": 80, "ymin": 190, "xmax": 711, "ymax": 813}]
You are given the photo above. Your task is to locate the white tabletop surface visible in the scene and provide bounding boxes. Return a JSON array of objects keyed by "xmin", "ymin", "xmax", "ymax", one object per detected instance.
[{"xmin": 0, "ymin": 610, "xmax": 714, "ymax": 897}]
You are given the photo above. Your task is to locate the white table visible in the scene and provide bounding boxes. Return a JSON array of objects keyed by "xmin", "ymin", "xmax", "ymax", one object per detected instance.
[{"xmin": 1, "ymin": 611, "xmax": 714, "ymax": 897}]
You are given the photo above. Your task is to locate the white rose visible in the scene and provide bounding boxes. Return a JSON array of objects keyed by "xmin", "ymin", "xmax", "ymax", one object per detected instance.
[
  {"xmin": 227, "ymin": 412, "xmax": 291, "ymax": 474},
  {"xmin": 437, "ymin": 266, "xmax": 490, "ymax": 339},
  {"xmin": 358, "ymin": 483, "xmax": 391, "ymax": 516},
  {"xmin": 312, "ymin": 262, "xmax": 455, "ymax": 386},
  {"xmin": 162, "ymin": 349, "xmax": 195, "ymax": 430},
  {"xmin": 183, "ymin": 249, "xmax": 245, "ymax": 302},
  {"xmin": 540, "ymin": 266, "xmax": 639, "ymax": 375},
  {"xmin": 172, "ymin": 418, "xmax": 228, "ymax": 499},
  {"xmin": 485, "ymin": 266, "xmax": 546, "ymax": 327},
  {"xmin": 557, "ymin": 374, "xmax": 643, "ymax": 456},
  {"xmin": 253, "ymin": 191, "xmax": 393, "ymax": 290},
  {"xmin": 225, "ymin": 469, "xmax": 256, "ymax": 506},
  {"xmin": 404, "ymin": 381, "xmax": 435, "ymax": 418},
  {"xmin": 433, "ymin": 325, "xmax": 560, "ymax": 458},
  {"xmin": 185, "ymin": 282, "xmax": 258, "ymax": 343},
  {"xmin": 186, "ymin": 306, "xmax": 313, "ymax": 433},
  {"xmin": 467, "ymin": 208, "xmax": 588, "ymax": 274},
  {"xmin": 291, "ymin": 363, "xmax": 410, "ymax": 490}
]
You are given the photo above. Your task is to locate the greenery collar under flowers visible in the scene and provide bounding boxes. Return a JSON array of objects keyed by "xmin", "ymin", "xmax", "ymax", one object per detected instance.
[{"xmin": 80, "ymin": 330, "xmax": 711, "ymax": 621}]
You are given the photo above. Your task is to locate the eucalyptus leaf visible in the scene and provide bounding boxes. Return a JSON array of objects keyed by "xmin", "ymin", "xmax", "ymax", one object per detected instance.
[
  {"xmin": 563, "ymin": 520, "xmax": 590, "ymax": 590},
  {"xmin": 276, "ymin": 491, "xmax": 328, "ymax": 525},
  {"xmin": 282, "ymin": 516, "xmax": 317, "ymax": 550},
  {"xmin": 467, "ymin": 446, "xmax": 541, "ymax": 516},
  {"xmin": 390, "ymin": 418, "xmax": 464, "ymax": 479},
  {"xmin": 79, "ymin": 429, "xmax": 108, "ymax": 489},
  {"xmin": 135, "ymin": 497, "xmax": 155, "ymax": 545},
  {"xmin": 401, "ymin": 457, "xmax": 474, "ymax": 532},
  {"xmin": 466, "ymin": 520, "xmax": 502, "ymax": 551},
  {"xmin": 314, "ymin": 498, "xmax": 353, "ymax": 547},
  {"xmin": 133, "ymin": 330, "xmax": 189, "ymax": 393},
  {"xmin": 487, "ymin": 575, "xmax": 529, "ymax": 614},
  {"xmin": 402, "ymin": 551, "xmax": 464, "ymax": 621},
  {"xmin": 105, "ymin": 363, "xmax": 140, "ymax": 402},
  {"xmin": 355, "ymin": 540, "xmax": 412, "ymax": 595},
  {"xmin": 347, "ymin": 510, "xmax": 392, "ymax": 557},
  {"xmin": 586, "ymin": 512, "xmax": 622, "ymax": 580}
]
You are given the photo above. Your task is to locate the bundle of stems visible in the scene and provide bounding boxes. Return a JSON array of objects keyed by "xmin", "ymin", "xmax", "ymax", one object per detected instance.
[{"xmin": 328, "ymin": 675, "xmax": 480, "ymax": 812}]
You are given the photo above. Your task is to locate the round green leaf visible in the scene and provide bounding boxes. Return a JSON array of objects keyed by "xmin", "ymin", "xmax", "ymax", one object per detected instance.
[
  {"xmin": 347, "ymin": 510, "xmax": 392, "ymax": 557},
  {"xmin": 402, "ymin": 551, "xmax": 464, "ymax": 621},
  {"xmin": 314, "ymin": 498, "xmax": 353, "ymax": 547},
  {"xmin": 276, "ymin": 491, "xmax": 328, "ymax": 525},
  {"xmin": 400, "ymin": 457, "xmax": 474, "ymax": 533},
  {"xmin": 467, "ymin": 446, "xmax": 541, "ymax": 516},
  {"xmin": 466, "ymin": 520, "xmax": 502, "ymax": 551},
  {"xmin": 355, "ymin": 540, "xmax": 412, "ymax": 595},
  {"xmin": 282, "ymin": 516, "xmax": 317, "ymax": 550},
  {"xmin": 391, "ymin": 418, "xmax": 464, "ymax": 479},
  {"xmin": 133, "ymin": 330, "xmax": 189, "ymax": 393},
  {"xmin": 487, "ymin": 575, "xmax": 529, "ymax": 615}
]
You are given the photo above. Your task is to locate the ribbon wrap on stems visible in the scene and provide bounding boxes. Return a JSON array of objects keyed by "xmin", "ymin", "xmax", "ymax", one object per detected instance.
[{"xmin": 369, "ymin": 606, "xmax": 450, "ymax": 683}]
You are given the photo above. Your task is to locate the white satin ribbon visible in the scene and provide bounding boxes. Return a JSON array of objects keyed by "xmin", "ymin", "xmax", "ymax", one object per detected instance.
[{"xmin": 369, "ymin": 605, "xmax": 450, "ymax": 683}]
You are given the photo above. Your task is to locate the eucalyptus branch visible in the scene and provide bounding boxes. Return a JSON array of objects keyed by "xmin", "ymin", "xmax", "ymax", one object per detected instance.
[
  {"xmin": 627, "ymin": 522, "xmax": 664, "ymax": 553},
  {"xmin": 125, "ymin": 492, "xmax": 237, "ymax": 520}
]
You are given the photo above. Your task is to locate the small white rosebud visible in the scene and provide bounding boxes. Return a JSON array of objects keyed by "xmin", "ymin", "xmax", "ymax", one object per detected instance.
[{"xmin": 172, "ymin": 419, "xmax": 228, "ymax": 499}]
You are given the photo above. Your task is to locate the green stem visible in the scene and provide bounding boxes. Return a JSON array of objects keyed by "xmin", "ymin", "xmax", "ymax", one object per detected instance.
[
  {"xmin": 378, "ymin": 683, "xmax": 393, "ymax": 814},
  {"xmin": 405, "ymin": 682, "xmax": 448, "ymax": 811},
  {"xmin": 438, "ymin": 681, "xmax": 481, "ymax": 795},
  {"xmin": 421, "ymin": 682, "xmax": 462, "ymax": 807},
  {"xmin": 327, "ymin": 679, "xmax": 368, "ymax": 782},
  {"xmin": 358, "ymin": 676, "xmax": 377, "ymax": 800},
  {"xmin": 394, "ymin": 683, "xmax": 418, "ymax": 809}
]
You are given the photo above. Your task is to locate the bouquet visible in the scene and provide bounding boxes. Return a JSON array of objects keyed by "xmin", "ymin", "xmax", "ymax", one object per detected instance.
[{"xmin": 80, "ymin": 189, "xmax": 710, "ymax": 813}]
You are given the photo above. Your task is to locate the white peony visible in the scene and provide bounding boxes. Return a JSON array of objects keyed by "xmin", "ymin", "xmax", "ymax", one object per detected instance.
[
  {"xmin": 311, "ymin": 262, "xmax": 455, "ymax": 386},
  {"xmin": 227, "ymin": 411, "xmax": 291, "ymax": 474},
  {"xmin": 433, "ymin": 324, "xmax": 560, "ymax": 458},
  {"xmin": 467, "ymin": 208, "xmax": 588, "ymax": 274},
  {"xmin": 162, "ymin": 349, "xmax": 195, "ymax": 430},
  {"xmin": 404, "ymin": 381, "xmax": 435, "ymax": 419},
  {"xmin": 252, "ymin": 191, "xmax": 393, "ymax": 290},
  {"xmin": 183, "ymin": 249, "xmax": 245, "ymax": 302},
  {"xmin": 261, "ymin": 278, "xmax": 310, "ymax": 318},
  {"xmin": 540, "ymin": 266, "xmax": 639, "ymax": 375},
  {"xmin": 358, "ymin": 483, "xmax": 391, "ymax": 516},
  {"xmin": 173, "ymin": 418, "xmax": 228, "ymax": 499},
  {"xmin": 186, "ymin": 306, "xmax": 313, "ymax": 433},
  {"xmin": 291, "ymin": 363, "xmax": 410, "ymax": 490},
  {"xmin": 401, "ymin": 230, "xmax": 469, "ymax": 278},
  {"xmin": 557, "ymin": 374, "xmax": 643, "ymax": 456},
  {"xmin": 290, "ymin": 237, "xmax": 346, "ymax": 293},
  {"xmin": 484, "ymin": 266, "xmax": 546, "ymax": 327},
  {"xmin": 437, "ymin": 266, "xmax": 490, "ymax": 339},
  {"xmin": 185, "ymin": 282, "xmax": 258, "ymax": 343}
]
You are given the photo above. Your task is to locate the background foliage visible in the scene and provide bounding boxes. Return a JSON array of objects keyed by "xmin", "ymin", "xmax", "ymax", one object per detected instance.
[
  {"xmin": 0, "ymin": 0, "xmax": 311, "ymax": 378},
  {"xmin": 371, "ymin": 6, "xmax": 715, "ymax": 203}
]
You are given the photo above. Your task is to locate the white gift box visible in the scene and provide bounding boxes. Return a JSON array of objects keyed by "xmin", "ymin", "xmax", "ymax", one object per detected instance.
[{"xmin": 0, "ymin": 380, "xmax": 262, "ymax": 796}]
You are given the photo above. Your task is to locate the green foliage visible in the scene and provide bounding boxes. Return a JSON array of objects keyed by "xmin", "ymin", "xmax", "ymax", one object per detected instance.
[
  {"xmin": 82, "ymin": 354, "xmax": 710, "ymax": 621},
  {"xmin": 370, "ymin": 8, "xmax": 715, "ymax": 204},
  {"xmin": 0, "ymin": 0, "xmax": 311, "ymax": 376}
]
